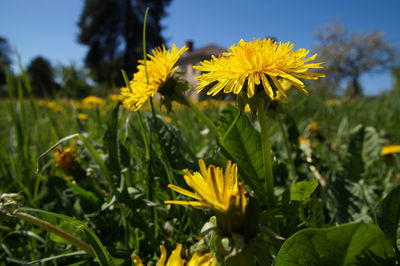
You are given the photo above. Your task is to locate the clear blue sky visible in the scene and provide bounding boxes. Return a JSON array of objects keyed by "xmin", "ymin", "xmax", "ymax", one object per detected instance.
[{"xmin": 1, "ymin": 0, "xmax": 399, "ymax": 94}]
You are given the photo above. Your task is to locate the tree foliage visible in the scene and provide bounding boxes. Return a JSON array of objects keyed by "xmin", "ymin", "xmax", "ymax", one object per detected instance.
[
  {"xmin": 0, "ymin": 36, "xmax": 13, "ymax": 86},
  {"xmin": 57, "ymin": 63, "xmax": 92, "ymax": 98},
  {"xmin": 77, "ymin": 0, "xmax": 172, "ymax": 87},
  {"xmin": 27, "ymin": 56, "xmax": 59, "ymax": 97},
  {"xmin": 314, "ymin": 22, "xmax": 398, "ymax": 97}
]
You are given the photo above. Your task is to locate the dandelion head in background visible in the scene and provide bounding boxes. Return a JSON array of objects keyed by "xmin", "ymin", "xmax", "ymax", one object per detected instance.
[{"xmin": 120, "ymin": 44, "xmax": 188, "ymax": 111}]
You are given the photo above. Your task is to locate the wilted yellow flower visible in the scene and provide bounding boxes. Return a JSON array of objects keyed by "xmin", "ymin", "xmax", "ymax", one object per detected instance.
[
  {"xmin": 308, "ymin": 121, "xmax": 319, "ymax": 134},
  {"xmin": 76, "ymin": 113, "xmax": 88, "ymax": 121},
  {"xmin": 381, "ymin": 145, "xmax": 400, "ymax": 156},
  {"xmin": 165, "ymin": 160, "xmax": 246, "ymax": 215},
  {"xmin": 299, "ymin": 136, "xmax": 311, "ymax": 147},
  {"xmin": 131, "ymin": 244, "xmax": 215, "ymax": 266},
  {"xmin": 120, "ymin": 44, "xmax": 188, "ymax": 111},
  {"xmin": 54, "ymin": 145, "xmax": 76, "ymax": 171},
  {"xmin": 194, "ymin": 38, "xmax": 324, "ymax": 100}
]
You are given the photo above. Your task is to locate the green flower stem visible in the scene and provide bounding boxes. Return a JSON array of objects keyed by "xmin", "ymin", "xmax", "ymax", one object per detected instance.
[
  {"xmin": 185, "ymin": 98, "xmax": 219, "ymax": 137},
  {"xmin": 276, "ymin": 114, "xmax": 296, "ymax": 181},
  {"xmin": 255, "ymin": 97, "xmax": 274, "ymax": 207},
  {"xmin": 13, "ymin": 211, "xmax": 94, "ymax": 257}
]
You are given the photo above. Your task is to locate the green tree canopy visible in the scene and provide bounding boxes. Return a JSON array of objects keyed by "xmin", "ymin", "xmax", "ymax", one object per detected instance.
[
  {"xmin": 77, "ymin": 0, "xmax": 172, "ymax": 87},
  {"xmin": 0, "ymin": 36, "xmax": 13, "ymax": 86},
  {"xmin": 27, "ymin": 56, "xmax": 59, "ymax": 97}
]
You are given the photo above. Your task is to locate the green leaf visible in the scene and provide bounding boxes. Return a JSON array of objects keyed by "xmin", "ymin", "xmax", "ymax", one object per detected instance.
[
  {"xmin": 218, "ymin": 105, "xmax": 265, "ymax": 197},
  {"xmin": 103, "ymin": 103, "xmax": 121, "ymax": 179},
  {"xmin": 362, "ymin": 126, "xmax": 383, "ymax": 171},
  {"xmin": 275, "ymin": 223, "xmax": 395, "ymax": 266},
  {"xmin": 148, "ymin": 115, "xmax": 196, "ymax": 170},
  {"xmin": 290, "ymin": 179, "xmax": 318, "ymax": 202},
  {"xmin": 346, "ymin": 125, "xmax": 365, "ymax": 181},
  {"xmin": 21, "ymin": 208, "xmax": 113, "ymax": 266},
  {"xmin": 79, "ymin": 135, "xmax": 112, "ymax": 191},
  {"xmin": 375, "ymin": 185, "xmax": 400, "ymax": 249}
]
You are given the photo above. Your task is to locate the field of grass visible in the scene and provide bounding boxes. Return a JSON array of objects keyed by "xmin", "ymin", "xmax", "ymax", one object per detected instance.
[{"xmin": 1, "ymin": 70, "xmax": 400, "ymax": 265}]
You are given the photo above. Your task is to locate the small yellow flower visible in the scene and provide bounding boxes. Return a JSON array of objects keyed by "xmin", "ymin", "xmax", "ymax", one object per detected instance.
[
  {"xmin": 47, "ymin": 101, "xmax": 62, "ymax": 112},
  {"xmin": 76, "ymin": 113, "xmax": 88, "ymax": 121},
  {"xmin": 120, "ymin": 44, "xmax": 188, "ymax": 111},
  {"xmin": 381, "ymin": 145, "xmax": 400, "ymax": 156},
  {"xmin": 194, "ymin": 38, "xmax": 325, "ymax": 100},
  {"xmin": 165, "ymin": 160, "xmax": 246, "ymax": 215},
  {"xmin": 163, "ymin": 115, "xmax": 173, "ymax": 123},
  {"xmin": 54, "ymin": 145, "xmax": 76, "ymax": 171},
  {"xmin": 81, "ymin": 96, "xmax": 105, "ymax": 109}
]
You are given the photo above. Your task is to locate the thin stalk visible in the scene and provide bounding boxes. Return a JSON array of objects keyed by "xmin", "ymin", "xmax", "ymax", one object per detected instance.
[
  {"xmin": 142, "ymin": 8, "xmax": 160, "ymax": 239},
  {"xmin": 276, "ymin": 114, "xmax": 296, "ymax": 181},
  {"xmin": 255, "ymin": 98, "xmax": 274, "ymax": 206},
  {"xmin": 185, "ymin": 98, "xmax": 219, "ymax": 137},
  {"xmin": 13, "ymin": 211, "xmax": 94, "ymax": 256}
]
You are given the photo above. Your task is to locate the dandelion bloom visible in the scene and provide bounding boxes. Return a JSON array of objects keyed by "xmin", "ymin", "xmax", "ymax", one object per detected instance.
[
  {"xmin": 76, "ymin": 113, "xmax": 88, "ymax": 121},
  {"xmin": 82, "ymin": 96, "xmax": 105, "ymax": 107},
  {"xmin": 120, "ymin": 44, "xmax": 188, "ymax": 111},
  {"xmin": 131, "ymin": 244, "xmax": 216, "ymax": 266},
  {"xmin": 194, "ymin": 39, "xmax": 325, "ymax": 100},
  {"xmin": 165, "ymin": 160, "xmax": 246, "ymax": 215},
  {"xmin": 381, "ymin": 145, "xmax": 400, "ymax": 156}
]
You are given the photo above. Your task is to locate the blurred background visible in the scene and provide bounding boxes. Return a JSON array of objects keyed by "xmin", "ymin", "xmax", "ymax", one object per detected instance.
[{"xmin": 0, "ymin": 0, "xmax": 399, "ymax": 98}]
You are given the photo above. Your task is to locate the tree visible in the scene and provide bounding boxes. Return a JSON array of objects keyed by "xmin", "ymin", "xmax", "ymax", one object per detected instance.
[
  {"xmin": 77, "ymin": 0, "xmax": 172, "ymax": 87},
  {"xmin": 27, "ymin": 56, "xmax": 59, "ymax": 97},
  {"xmin": 57, "ymin": 63, "xmax": 93, "ymax": 98},
  {"xmin": 0, "ymin": 36, "xmax": 13, "ymax": 86},
  {"xmin": 314, "ymin": 22, "xmax": 398, "ymax": 97}
]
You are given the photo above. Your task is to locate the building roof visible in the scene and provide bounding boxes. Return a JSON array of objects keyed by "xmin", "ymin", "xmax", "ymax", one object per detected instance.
[{"xmin": 178, "ymin": 44, "xmax": 226, "ymax": 64}]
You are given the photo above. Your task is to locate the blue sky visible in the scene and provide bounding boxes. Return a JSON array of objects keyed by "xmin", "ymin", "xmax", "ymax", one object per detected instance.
[{"xmin": 1, "ymin": 0, "xmax": 399, "ymax": 94}]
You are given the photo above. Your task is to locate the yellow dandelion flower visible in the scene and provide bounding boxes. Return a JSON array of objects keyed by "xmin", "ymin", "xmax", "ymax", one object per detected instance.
[
  {"xmin": 158, "ymin": 244, "xmax": 185, "ymax": 266},
  {"xmin": 82, "ymin": 96, "xmax": 105, "ymax": 106},
  {"xmin": 187, "ymin": 252, "xmax": 216, "ymax": 266},
  {"xmin": 47, "ymin": 101, "xmax": 62, "ymax": 112},
  {"xmin": 194, "ymin": 38, "xmax": 325, "ymax": 100},
  {"xmin": 76, "ymin": 113, "xmax": 88, "ymax": 121},
  {"xmin": 54, "ymin": 145, "xmax": 76, "ymax": 171},
  {"xmin": 165, "ymin": 160, "xmax": 247, "ymax": 215},
  {"xmin": 131, "ymin": 244, "xmax": 216, "ymax": 266},
  {"xmin": 163, "ymin": 115, "xmax": 173, "ymax": 123},
  {"xmin": 381, "ymin": 145, "xmax": 400, "ymax": 156},
  {"xmin": 120, "ymin": 44, "xmax": 188, "ymax": 111}
]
